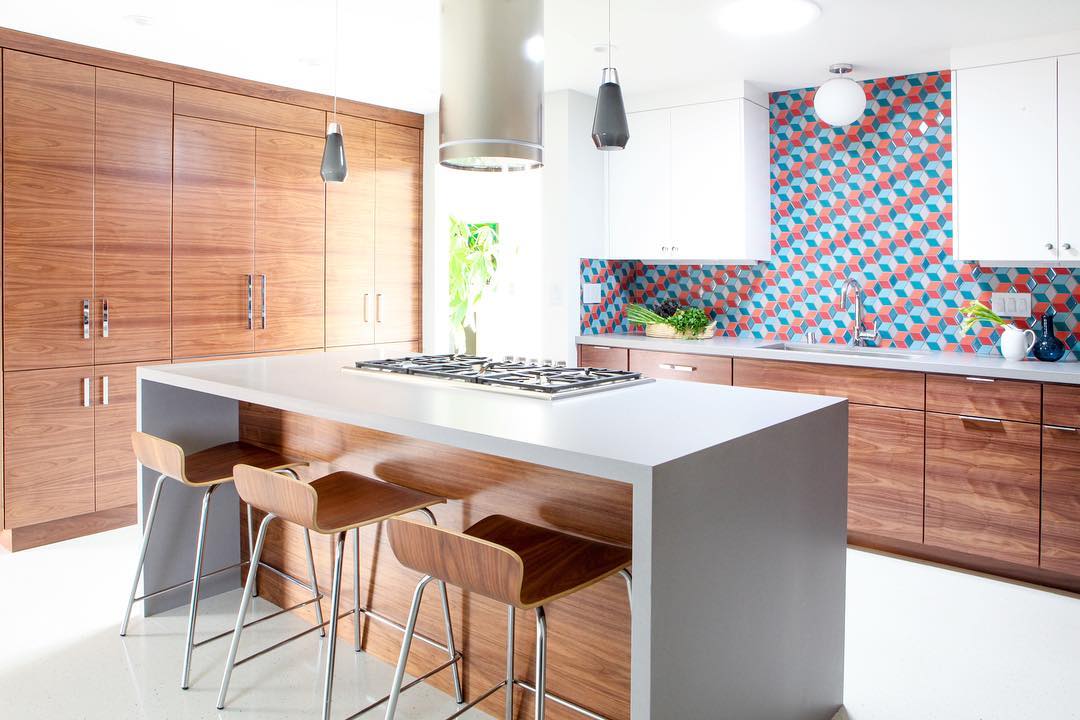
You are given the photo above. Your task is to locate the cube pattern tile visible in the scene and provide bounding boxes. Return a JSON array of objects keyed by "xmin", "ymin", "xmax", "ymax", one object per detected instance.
[{"xmin": 580, "ymin": 71, "xmax": 1080, "ymax": 359}]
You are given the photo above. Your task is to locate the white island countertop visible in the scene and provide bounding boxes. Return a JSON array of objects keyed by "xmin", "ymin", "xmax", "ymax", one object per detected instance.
[
  {"xmin": 139, "ymin": 349, "xmax": 844, "ymax": 485},
  {"xmin": 578, "ymin": 332, "xmax": 1080, "ymax": 384}
]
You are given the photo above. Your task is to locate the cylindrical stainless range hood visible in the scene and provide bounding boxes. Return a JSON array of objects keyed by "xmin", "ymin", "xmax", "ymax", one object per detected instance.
[{"xmin": 439, "ymin": 0, "xmax": 544, "ymax": 172}]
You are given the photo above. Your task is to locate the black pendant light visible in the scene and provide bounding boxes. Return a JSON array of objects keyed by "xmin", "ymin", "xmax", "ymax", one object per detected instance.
[
  {"xmin": 321, "ymin": 0, "xmax": 347, "ymax": 182},
  {"xmin": 592, "ymin": 0, "xmax": 629, "ymax": 150}
]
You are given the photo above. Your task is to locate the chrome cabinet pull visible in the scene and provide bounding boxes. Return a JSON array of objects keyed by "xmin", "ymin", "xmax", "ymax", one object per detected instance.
[
  {"xmin": 83, "ymin": 299, "xmax": 90, "ymax": 339},
  {"xmin": 83, "ymin": 377, "xmax": 91, "ymax": 408},
  {"xmin": 102, "ymin": 375, "xmax": 109, "ymax": 406},
  {"xmin": 246, "ymin": 274, "xmax": 253, "ymax": 330},
  {"xmin": 260, "ymin": 274, "xmax": 267, "ymax": 329},
  {"xmin": 102, "ymin": 298, "xmax": 109, "ymax": 338},
  {"xmin": 659, "ymin": 363, "xmax": 696, "ymax": 372},
  {"xmin": 1046, "ymin": 424, "xmax": 1078, "ymax": 432},
  {"xmin": 965, "ymin": 376, "xmax": 995, "ymax": 383},
  {"xmin": 591, "ymin": 346, "xmax": 613, "ymax": 350},
  {"xmin": 376, "ymin": 293, "xmax": 383, "ymax": 323},
  {"xmin": 363, "ymin": 293, "xmax": 370, "ymax": 323},
  {"xmin": 959, "ymin": 415, "xmax": 1003, "ymax": 426}
]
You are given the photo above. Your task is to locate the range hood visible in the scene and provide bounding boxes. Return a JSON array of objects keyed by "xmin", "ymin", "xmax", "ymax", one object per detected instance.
[{"xmin": 439, "ymin": 0, "xmax": 544, "ymax": 172}]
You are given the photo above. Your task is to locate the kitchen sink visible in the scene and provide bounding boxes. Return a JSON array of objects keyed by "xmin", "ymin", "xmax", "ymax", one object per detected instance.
[{"xmin": 755, "ymin": 342, "xmax": 929, "ymax": 362}]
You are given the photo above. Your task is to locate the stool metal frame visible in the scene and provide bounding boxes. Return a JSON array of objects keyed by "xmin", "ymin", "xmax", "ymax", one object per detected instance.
[
  {"xmin": 120, "ymin": 467, "xmax": 326, "ymax": 690},
  {"xmin": 217, "ymin": 506, "xmax": 464, "ymax": 720}
]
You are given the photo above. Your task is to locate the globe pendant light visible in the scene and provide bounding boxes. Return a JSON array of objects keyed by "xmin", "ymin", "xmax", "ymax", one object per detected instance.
[
  {"xmin": 813, "ymin": 63, "xmax": 867, "ymax": 127},
  {"xmin": 592, "ymin": 0, "xmax": 629, "ymax": 150},
  {"xmin": 321, "ymin": 0, "xmax": 347, "ymax": 182}
]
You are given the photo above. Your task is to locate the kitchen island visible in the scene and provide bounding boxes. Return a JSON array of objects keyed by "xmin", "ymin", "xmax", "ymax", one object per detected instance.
[{"xmin": 135, "ymin": 349, "xmax": 847, "ymax": 720}]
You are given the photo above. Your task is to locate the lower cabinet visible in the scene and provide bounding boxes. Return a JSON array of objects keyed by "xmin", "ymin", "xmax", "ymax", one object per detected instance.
[
  {"xmin": 848, "ymin": 405, "xmax": 925, "ymax": 543},
  {"xmin": 93, "ymin": 364, "xmax": 139, "ymax": 511},
  {"xmin": 924, "ymin": 412, "xmax": 1042, "ymax": 567},
  {"xmin": 578, "ymin": 344, "xmax": 629, "ymax": 371},
  {"xmin": 630, "ymin": 349, "xmax": 732, "ymax": 384},
  {"xmin": 1041, "ymin": 423, "xmax": 1080, "ymax": 575}
]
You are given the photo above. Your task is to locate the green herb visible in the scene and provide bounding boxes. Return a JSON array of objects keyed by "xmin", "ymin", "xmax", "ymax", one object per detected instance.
[
  {"xmin": 448, "ymin": 217, "xmax": 499, "ymax": 353},
  {"xmin": 959, "ymin": 301, "xmax": 1007, "ymax": 333},
  {"xmin": 627, "ymin": 303, "xmax": 713, "ymax": 337}
]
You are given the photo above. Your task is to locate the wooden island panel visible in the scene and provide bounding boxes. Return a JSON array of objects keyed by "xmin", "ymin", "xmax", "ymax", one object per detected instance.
[{"xmin": 239, "ymin": 403, "xmax": 632, "ymax": 720}]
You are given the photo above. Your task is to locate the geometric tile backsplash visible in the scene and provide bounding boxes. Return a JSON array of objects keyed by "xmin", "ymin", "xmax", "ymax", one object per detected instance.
[{"xmin": 581, "ymin": 70, "xmax": 1080, "ymax": 358}]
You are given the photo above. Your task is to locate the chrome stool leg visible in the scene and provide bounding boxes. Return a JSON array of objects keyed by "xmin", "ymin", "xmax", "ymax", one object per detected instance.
[
  {"xmin": 181, "ymin": 483, "xmax": 218, "ymax": 690},
  {"xmin": 505, "ymin": 605, "xmax": 516, "ymax": 720},
  {"xmin": 120, "ymin": 473, "xmax": 167, "ymax": 636},
  {"xmin": 304, "ymin": 528, "xmax": 326, "ymax": 637},
  {"xmin": 247, "ymin": 503, "xmax": 258, "ymax": 597},
  {"xmin": 353, "ymin": 527, "xmax": 362, "ymax": 651},
  {"xmin": 619, "ymin": 568, "xmax": 632, "ymax": 608},
  {"xmin": 322, "ymin": 531, "xmax": 347, "ymax": 720},
  {"xmin": 418, "ymin": 508, "xmax": 464, "ymax": 704},
  {"xmin": 535, "ymin": 606, "xmax": 548, "ymax": 720},
  {"xmin": 384, "ymin": 574, "xmax": 434, "ymax": 720},
  {"xmin": 217, "ymin": 512, "xmax": 276, "ymax": 709}
]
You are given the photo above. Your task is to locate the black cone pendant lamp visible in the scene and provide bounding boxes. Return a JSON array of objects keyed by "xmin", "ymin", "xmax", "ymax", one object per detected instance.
[
  {"xmin": 321, "ymin": 0, "xmax": 347, "ymax": 182},
  {"xmin": 592, "ymin": 0, "xmax": 629, "ymax": 150}
]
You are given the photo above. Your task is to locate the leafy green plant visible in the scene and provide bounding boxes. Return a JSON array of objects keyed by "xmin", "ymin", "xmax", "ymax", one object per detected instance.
[
  {"xmin": 448, "ymin": 217, "xmax": 499, "ymax": 353},
  {"xmin": 627, "ymin": 303, "xmax": 713, "ymax": 337},
  {"xmin": 959, "ymin": 301, "xmax": 1008, "ymax": 333}
]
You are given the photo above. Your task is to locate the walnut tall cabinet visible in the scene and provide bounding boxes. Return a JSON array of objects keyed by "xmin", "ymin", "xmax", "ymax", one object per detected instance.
[{"xmin": 0, "ymin": 31, "xmax": 424, "ymax": 551}]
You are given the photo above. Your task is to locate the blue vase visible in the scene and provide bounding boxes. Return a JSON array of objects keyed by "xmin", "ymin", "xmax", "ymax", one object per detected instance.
[{"xmin": 1032, "ymin": 308, "xmax": 1066, "ymax": 362}]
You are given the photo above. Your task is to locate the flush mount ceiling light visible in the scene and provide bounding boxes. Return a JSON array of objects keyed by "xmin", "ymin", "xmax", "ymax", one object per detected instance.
[
  {"xmin": 717, "ymin": 0, "xmax": 820, "ymax": 36},
  {"xmin": 591, "ymin": 0, "xmax": 630, "ymax": 150},
  {"xmin": 439, "ymin": 0, "xmax": 544, "ymax": 172},
  {"xmin": 813, "ymin": 63, "xmax": 867, "ymax": 126},
  {"xmin": 320, "ymin": 0, "xmax": 347, "ymax": 182}
]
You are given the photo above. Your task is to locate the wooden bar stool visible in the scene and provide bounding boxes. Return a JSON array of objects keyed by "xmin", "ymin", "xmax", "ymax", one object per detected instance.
[
  {"xmin": 383, "ymin": 514, "xmax": 632, "ymax": 720},
  {"xmin": 217, "ymin": 464, "xmax": 465, "ymax": 720},
  {"xmin": 121, "ymin": 431, "xmax": 325, "ymax": 691}
]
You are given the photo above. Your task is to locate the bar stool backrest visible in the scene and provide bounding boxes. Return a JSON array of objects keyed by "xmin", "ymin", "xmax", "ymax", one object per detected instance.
[
  {"xmin": 387, "ymin": 518, "xmax": 526, "ymax": 607},
  {"xmin": 233, "ymin": 464, "xmax": 318, "ymax": 531},
  {"xmin": 131, "ymin": 431, "xmax": 187, "ymax": 484}
]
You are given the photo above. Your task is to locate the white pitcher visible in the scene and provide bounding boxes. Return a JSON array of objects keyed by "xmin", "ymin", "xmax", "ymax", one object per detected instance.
[{"xmin": 999, "ymin": 324, "xmax": 1036, "ymax": 361}]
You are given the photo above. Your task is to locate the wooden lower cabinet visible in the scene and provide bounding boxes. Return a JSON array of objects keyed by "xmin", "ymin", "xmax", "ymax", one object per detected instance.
[
  {"xmin": 848, "ymin": 404, "xmax": 924, "ymax": 543},
  {"xmin": 93, "ymin": 363, "xmax": 138, "ymax": 511},
  {"xmin": 577, "ymin": 344, "xmax": 629, "ymax": 371},
  {"xmin": 4, "ymin": 366, "xmax": 96, "ymax": 527},
  {"xmin": 924, "ymin": 412, "xmax": 1042, "ymax": 566},
  {"xmin": 630, "ymin": 349, "xmax": 731, "ymax": 384},
  {"xmin": 1041, "ymin": 424, "xmax": 1080, "ymax": 575}
]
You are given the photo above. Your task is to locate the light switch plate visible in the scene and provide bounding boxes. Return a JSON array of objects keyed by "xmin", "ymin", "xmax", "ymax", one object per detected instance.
[
  {"xmin": 990, "ymin": 292, "xmax": 1033, "ymax": 318},
  {"xmin": 582, "ymin": 282, "xmax": 602, "ymax": 305}
]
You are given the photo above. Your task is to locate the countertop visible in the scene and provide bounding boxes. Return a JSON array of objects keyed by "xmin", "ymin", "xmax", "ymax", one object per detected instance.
[
  {"xmin": 578, "ymin": 333, "xmax": 1080, "ymax": 385},
  {"xmin": 138, "ymin": 349, "xmax": 843, "ymax": 484}
]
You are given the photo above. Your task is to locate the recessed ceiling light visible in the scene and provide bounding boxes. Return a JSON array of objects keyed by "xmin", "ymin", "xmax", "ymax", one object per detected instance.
[
  {"xmin": 123, "ymin": 14, "xmax": 154, "ymax": 27},
  {"xmin": 717, "ymin": 0, "xmax": 821, "ymax": 36}
]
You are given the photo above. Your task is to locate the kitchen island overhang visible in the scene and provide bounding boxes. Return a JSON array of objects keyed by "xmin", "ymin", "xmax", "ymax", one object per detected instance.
[{"xmin": 135, "ymin": 350, "xmax": 847, "ymax": 720}]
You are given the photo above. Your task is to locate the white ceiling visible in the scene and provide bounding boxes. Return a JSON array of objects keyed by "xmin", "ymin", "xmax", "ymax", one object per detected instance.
[{"xmin": 2, "ymin": 0, "xmax": 1080, "ymax": 114}]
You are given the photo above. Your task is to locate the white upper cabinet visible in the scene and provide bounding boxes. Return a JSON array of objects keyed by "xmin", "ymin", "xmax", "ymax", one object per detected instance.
[
  {"xmin": 606, "ymin": 98, "xmax": 770, "ymax": 263},
  {"xmin": 1058, "ymin": 54, "xmax": 1080, "ymax": 263},
  {"xmin": 954, "ymin": 57, "xmax": 1071, "ymax": 264}
]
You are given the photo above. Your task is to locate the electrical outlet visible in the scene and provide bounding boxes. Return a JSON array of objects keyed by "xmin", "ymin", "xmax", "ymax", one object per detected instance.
[
  {"xmin": 582, "ymin": 283, "xmax": 602, "ymax": 305},
  {"xmin": 990, "ymin": 292, "xmax": 1033, "ymax": 318}
]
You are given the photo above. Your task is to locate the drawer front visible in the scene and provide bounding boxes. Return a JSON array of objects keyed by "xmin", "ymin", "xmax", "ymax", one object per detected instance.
[
  {"xmin": 1043, "ymin": 384, "xmax": 1080, "ymax": 428},
  {"xmin": 733, "ymin": 358, "xmax": 924, "ymax": 409},
  {"xmin": 848, "ymin": 405, "xmax": 925, "ymax": 544},
  {"xmin": 924, "ymin": 412, "xmax": 1041, "ymax": 567},
  {"xmin": 1042, "ymin": 424, "xmax": 1080, "ymax": 575},
  {"xmin": 925, "ymin": 374, "xmax": 1041, "ymax": 422},
  {"xmin": 629, "ymin": 350, "xmax": 732, "ymax": 385},
  {"xmin": 577, "ymin": 344, "xmax": 629, "ymax": 371}
]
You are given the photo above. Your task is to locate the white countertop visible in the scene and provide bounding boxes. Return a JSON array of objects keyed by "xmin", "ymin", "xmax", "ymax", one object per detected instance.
[
  {"xmin": 138, "ymin": 350, "xmax": 843, "ymax": 484},
  {"xmin": 578, "ymin": 333, "xmax": 1080, "ymax": 385}
]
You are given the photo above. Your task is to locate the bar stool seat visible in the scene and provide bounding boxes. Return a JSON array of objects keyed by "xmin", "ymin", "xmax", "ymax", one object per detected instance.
[
  {"xmin": 182, "ymin": 441, "xmax": 305, "ymax": 486},
  {"xmin": 306, "ymin": 471, "xmax": 446, "ymax": 532}
]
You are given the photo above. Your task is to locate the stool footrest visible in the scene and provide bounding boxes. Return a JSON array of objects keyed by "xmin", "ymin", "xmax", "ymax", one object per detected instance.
[
  {"xmin": 132, "ymin": 558, "xmax": 316, "ymax": 604},
  {"xmin": 513, "ymin": 680, "xmax": 609, "ymax": 720},
  {"xmin": 341, "ymin": 651, "xmax": 464, "ymax": 720},
  {"xmin": 234, "ymin": 609, "xmax": 355, "ymax": 669},
  {"xmin": 193, "ymin": 594, "xmax": 324, "ymax": 648}
]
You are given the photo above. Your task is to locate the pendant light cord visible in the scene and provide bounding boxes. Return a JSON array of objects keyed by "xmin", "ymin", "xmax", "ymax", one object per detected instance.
[
  {"xmin": 608, "ymin": 0, "xmax": 612, "ymax": 68},
  {"xmin": 332, "ymin": 0, "xmax": 339, "ymax": 120}
]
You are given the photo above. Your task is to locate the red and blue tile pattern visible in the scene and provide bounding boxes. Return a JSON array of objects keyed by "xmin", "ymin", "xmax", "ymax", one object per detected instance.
[{"xmin": 580, "ymin": 71, "xmax": 1080, "ymax": 358}]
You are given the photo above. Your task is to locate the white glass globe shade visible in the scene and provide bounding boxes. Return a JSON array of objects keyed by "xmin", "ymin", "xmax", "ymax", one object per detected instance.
[{"xmin": 813, "ymin": 77, "xmax": 867, "ymax": 126}]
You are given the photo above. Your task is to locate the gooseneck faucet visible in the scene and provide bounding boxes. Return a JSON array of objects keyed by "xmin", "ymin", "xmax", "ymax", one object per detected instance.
[{"xmin": 839, "ymin": 277, "xmax": 880, "ymax": 347}]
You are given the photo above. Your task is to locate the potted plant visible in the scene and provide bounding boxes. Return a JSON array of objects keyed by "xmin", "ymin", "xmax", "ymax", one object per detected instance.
[
  {"xmin": 448, "ymin": 217, "xmax": 499, "ymax": 354},
  {"xmin": 959, "ymin": 301, "xmax": 1036, "ymax": 361},
  {"xmin": 627, "ymin": 302, "xmax": 716, "ymax": 339}
]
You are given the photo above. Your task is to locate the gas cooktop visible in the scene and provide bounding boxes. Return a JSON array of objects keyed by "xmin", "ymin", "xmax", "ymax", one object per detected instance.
[{"xmin": 343, "ymin": 354, "xmax": 654, "ymax": 399}]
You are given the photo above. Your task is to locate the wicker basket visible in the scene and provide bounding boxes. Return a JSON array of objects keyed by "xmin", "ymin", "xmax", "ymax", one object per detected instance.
[{"xmin": 644, "ymin": 322, "xmax": 717, "ymax": 340}]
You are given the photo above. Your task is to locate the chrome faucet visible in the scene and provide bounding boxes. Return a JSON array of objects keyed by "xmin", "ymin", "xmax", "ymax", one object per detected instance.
[{"xmin": 839, "ymin": 277, "xmax": 879, "ymax": 347}]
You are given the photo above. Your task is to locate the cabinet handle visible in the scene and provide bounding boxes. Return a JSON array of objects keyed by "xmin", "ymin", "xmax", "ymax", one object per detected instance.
[
  {"xmin": 590, "ymin": 346, "xmax": 613, "ymax": 350},
  {"xmin": 102, "ymin": 375, "xmax": 109, "ymax": 406},
  {"xmin": 376, "ymin": 293, "xmax": 383, "ymax": 323},
  {"xmin": 1046, "ymin": 424, "xmax": 1078, "ymax": 432},
  {"xmin": 661, "ymin": 246, "xmax": 670, "ymax": 253},
  {"xmin": 363, "ymin": 293, "xmax": 370, "ymax": 323},
  {"xmin": 659, "ymin": 363, "xmax": 696, "ymax": 372},
  {"xmin": 83, "ymin": 377, "xmax": 91, "ymax": 408},
  {"xmin": 102, "ymin": 298, "xmax": 109, "ymax": 338},
  {"xmin": 959, "ymin": 415, "xmax": 1003, "ymax": 426},
  {"xmin": 965, "ymin": 376, "xmax": 995, "ymax": 383},
  {"xmin": 672, "ymin": 246, "xmax": 679, "ymax": 254},
  {"xmin": 83, "ymin": 299, "xmax": 90, "ymax": 339},
  {"xmin": 246, "ymin": 274, "xmax": 253, "ymax": 330},
  {"xmin": 260, "ymin": 274, "xmax": 267, "ymax": 330}
]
